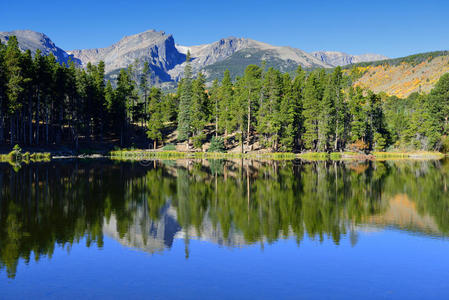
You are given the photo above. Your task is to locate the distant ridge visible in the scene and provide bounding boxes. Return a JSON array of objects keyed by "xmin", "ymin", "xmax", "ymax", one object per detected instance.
[
  {"xmin": 0, "ymin": 29, "xmax": 388, "ymax": 85},
  {"xmin": 0, "ymin": 29, "xmax": 81, "ymax": 65}
]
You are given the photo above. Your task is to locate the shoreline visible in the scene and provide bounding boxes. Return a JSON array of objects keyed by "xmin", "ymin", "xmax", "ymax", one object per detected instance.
[
  {"xmin": 108, "ymin": 150, "xmax": 446, "ymax": 161},
  {"xmin": 1, "ymin": 148, "xmax": 446, "ymax": 163}
]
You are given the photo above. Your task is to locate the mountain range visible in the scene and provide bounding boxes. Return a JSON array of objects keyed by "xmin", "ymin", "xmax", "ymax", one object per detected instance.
[{"xmin": 0, "ymin": 29, "xmax": 388, "ymax": 85}]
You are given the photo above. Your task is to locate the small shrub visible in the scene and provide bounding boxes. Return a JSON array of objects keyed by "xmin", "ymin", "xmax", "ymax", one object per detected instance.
[
  {"xmin": 163, "ymin": 144, "xmax": 176, "ymax": 151},
  {"xmin": 348, "ymin": 140, "xmax": 369, "ymax": 152},
  {"xmin": 439, "ymin": 135, "xmax": 449, "ymax": 153},
  {"xmin": 208, "ymin": 136, "xmax": 226, "ymax": 153},
  {"xmin": 192, "ymin": 134, "xmax": 206, "ymax": 149}
]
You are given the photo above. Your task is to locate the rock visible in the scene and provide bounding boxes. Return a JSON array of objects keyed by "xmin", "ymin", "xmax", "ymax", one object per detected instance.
[
  {"xmin": 0, "ymin": 30, "xmax": 81, "ymax": 65},
  {"xmin": 311, "ymin": 51, "xmax": 388, "ymax": 66}
]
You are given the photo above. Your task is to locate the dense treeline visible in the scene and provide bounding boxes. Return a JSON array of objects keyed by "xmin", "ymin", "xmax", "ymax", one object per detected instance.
[
  {"xmin": 177, "ymin": 54, "xmax": 449, "ymax": 152},
  {"xmin": 0, "ymin": 36, "xmax": 177, "ymax": 149},
  {"xmin": 1, "ymin": 36, "xmax": 449, "ymax": 152}
]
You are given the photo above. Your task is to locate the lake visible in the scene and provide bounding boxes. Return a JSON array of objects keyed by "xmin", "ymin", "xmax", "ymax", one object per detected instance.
[{"xmin": 1, "ymin": 159, "xmax": 449, "ymax": 299}]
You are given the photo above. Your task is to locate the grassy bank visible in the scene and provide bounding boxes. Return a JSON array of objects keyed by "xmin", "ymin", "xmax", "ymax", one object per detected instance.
[
  {"xmin": 109, "ymin": 149, "xmax": 446, "ymax": 161},
  {"xmin": 0, "ymin": 146, "xmax": 51, "ymax": 163},
  {"xmin": 110, "ymin": 149, "xmax": 298, "ymax": 160}
]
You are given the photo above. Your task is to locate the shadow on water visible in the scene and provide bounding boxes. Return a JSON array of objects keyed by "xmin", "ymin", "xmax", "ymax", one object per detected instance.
[{"xmin": 1, "ymin": 158, "xmax": 449, "ymax": 278}]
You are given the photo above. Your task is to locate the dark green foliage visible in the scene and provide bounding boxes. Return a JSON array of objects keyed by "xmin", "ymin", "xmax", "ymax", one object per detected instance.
[
  {"xmin": 177, "ymin": 52, "xmax": 193, "ymax": 142},
  {"xmin": 0, "ymin": 33, "xmax": 447, "ymax": 153},
  {"xmin": 208, "ymin": 136, "xmax": 226, "ymax": 152}
]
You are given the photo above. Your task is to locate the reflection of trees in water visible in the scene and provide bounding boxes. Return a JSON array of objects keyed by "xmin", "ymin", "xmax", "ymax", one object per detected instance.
[{"xmin": 1, "ymin": 159, "xmax": 449, "ymax": 278}]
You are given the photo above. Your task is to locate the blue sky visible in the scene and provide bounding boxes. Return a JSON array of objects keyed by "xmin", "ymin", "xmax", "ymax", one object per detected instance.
[{"xmin": 2, "ymin": 0, "xmax": 448, "ymax": 58}]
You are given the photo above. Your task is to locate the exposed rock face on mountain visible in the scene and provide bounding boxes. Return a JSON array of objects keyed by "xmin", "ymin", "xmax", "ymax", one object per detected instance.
[
  {"xmin": 312, "ymin": 51, "xmax": 388, "ymax": 66},
  {"xmin": 170, "ymin": 37, "xmax": 332, "ymax": 81},
  {"xmin": 0, "ymin": 30, "xmax": 80, "ymax": 65},
  {"xmin": 3, "ymin": 29, "xmax": 392, "ymax": 86},
  {"xmin": 103, "ymin": 202, "xmax": 247, "ymax": 254},
  {"xmin": 68, "ymin": 30, "xmax": 185, "ymax": 83}
]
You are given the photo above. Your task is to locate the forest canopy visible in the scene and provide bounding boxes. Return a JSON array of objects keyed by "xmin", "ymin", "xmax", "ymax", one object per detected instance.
[{"xmin": 1, "ymin": 36, "xmax": 449, "ymax": 153}]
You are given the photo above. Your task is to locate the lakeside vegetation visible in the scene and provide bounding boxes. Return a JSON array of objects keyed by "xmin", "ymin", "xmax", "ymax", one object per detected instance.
[
  {"xmin": 0, "ymin": 145, "xmax": 50, "ymax": 163},
  {"xmin": 110, "ymin": 149, "xmax": 445, "ymax": 161},
  {"xmin": 1, "ymin": 36, "xmax": 449, "ymax": 156}
]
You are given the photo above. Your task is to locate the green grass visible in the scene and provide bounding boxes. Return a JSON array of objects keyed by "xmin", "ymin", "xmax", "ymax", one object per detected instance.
[
  {"xmin": 0, "ymin": 151, "xmax": 51, "ymax": 163},
  {"xmin": 110, "ymin": 150, "xmax": 298, "ymax": 160},
  {"xmin": 109, "ymin": 149, "xmax": 446, "ymax": 161},
  {"xmin": 372, "ymin": 151, "xmax": 445, "ymax": 159}
]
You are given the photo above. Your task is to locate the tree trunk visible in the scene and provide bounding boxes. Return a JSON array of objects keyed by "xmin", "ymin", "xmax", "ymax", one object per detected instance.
[
  {"xmin": 29, "ymin": 94, "xmax": 32, "ymax": 145},
  {"xmin": 45, "ymin": 105, "xmax": 49, "ymax": 145},
  {"xmin": 10, "ymin": 117, "xmax": 14, "ymax": 146},
  {"xmin": 36, "ymin": 91, "xmax": 40, "ymax": 145},
  {"xmin": 154, "ymin": 139, "xmax": 157, "ymax": 150},
  {"xmin": 247, "ymin": 92, "xmax": 251, "ymax": 148}
]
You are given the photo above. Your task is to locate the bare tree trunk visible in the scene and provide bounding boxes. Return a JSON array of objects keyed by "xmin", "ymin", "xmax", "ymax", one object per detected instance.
[
  {"xmin": 36, "ymin": 91, "xmax": 40, "ymax": 145},
  {"xmin": 247, "ymin": 92, "xmax": 251, "ymax": 148},
  {"xmin": 45, "ymin": 105, "xmax": 49, "ymax": 145},
  {"xmin": 10, "ymin": 117, "xmax": 14, "ymax": 146},
  {"xmin": 29, "ymin": 94, "xmax": 32, "ymax": 145}
]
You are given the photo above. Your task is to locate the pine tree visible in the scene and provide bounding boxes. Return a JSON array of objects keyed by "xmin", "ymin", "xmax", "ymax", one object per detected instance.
[
  {"xmin": 147, "ymin": 87, "xmax": 164, "ymax": 149},
  {"xmin": 291, "ymin": 66, "xmax": 306, "ymax": 149},
  {"xmin": 140, "ymin": 61, "xmax": 151, "ymax": 124},
  {"xmin": 4, "ymin": 36, "xmax": 24, "ymax": 145},
  {"xmin": 257, "ymin": 68, "xmax": 283, "ymax": 149},
  {"xmin": 114, "ymin": 69, "xmax": 133, "ymax": 146},
  {"xmin": 279, "ymin": 73, "xmax": 297, "ymax": 151},
  {"xmin": 0, "ymin": 42, "xmax": 6, "ymax": 143},
  {"xmin": 218, "ymin": 69, "xmax": 233, "ymax": 141},
  {"xmin": 242, "ymin": 65, "xmax": 262, "ymax": 148},
  {"xmin": 177, "ymin": 51, "xmax": 193, "ymax": 142},
  {"xmin": 209, "ymin": 79, "xmax": 220, "ymax": 137},
  {"xmin": 347, "ymin": 87, "xmax": 369, "ymax": 151},
  {"xmin": 302, "ymin": 70, "xmax": 323, "ymax": 150},
  {"xmin": 191, "ymin": 73, "xmax": 208, "ymax": 135}
]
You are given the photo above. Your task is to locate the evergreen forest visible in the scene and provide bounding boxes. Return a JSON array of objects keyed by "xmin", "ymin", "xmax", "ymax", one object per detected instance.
[{"xmin": 1, "ymin": 36, "xmax": 449, "ymax": 153}]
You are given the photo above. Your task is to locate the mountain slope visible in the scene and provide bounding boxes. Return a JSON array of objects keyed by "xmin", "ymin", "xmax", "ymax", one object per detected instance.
[
  {"xmin": 0, "ymin": 30, "xmax": 80, "ymax": 65},
  {"xmin": 312, "ymin": 51, "xmax": 388, "ymax": 66},
  {"xmin": 68, "ymin": 30, "xmax": 186, "ymax": 83},
  {"xmin": 345, "ymin": 51, "xmax": 449, "ymax": 98},
  {"xmin": 170, "ymin": 37, "xmax": 332, "ymax": 81}
]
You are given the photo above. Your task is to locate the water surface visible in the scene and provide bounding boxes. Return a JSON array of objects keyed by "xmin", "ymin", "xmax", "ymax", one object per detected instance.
[{"xmin": 1, "ymin": 159, "xmax": 449, "ymax": 299}]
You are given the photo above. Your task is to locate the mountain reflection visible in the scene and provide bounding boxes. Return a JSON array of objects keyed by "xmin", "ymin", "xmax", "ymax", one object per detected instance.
[{"xmin": 1, "ymin": 159, "xmax": 449, "ymax": 278}]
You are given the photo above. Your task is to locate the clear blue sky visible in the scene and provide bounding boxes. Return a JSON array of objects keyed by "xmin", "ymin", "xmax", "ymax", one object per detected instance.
[{"xmin": 2, "ymin": 0, "xmax": 448, "ymax": 58}]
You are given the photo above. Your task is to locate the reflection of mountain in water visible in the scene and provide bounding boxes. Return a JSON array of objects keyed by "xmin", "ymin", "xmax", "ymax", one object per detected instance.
[
  {"xmin": 103, "ymin": 204, "xmax": 181, "ymax": 254},
  {"xmin": 103, "ymin": 202, "xmax": 248, "ymax": 254},
  {"xmin": 367, "ymin": 194, "xmax": 442, "ymax": 237},
  {"xmin": 104, "ymin": 193, "xmax": 444, "ymax": 254}
]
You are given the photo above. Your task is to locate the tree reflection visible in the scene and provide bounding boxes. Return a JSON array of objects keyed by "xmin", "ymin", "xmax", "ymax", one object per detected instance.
[{"xmin": 0, "ymin": 159, "xmax": 448, "ymax": 278}]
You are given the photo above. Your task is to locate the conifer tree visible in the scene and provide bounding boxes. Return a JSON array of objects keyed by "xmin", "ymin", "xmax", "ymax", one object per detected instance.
[
  {"xmin": 279, "ymin": 73, "xmax": 297, "ymax": 151},
  {"xmin": 302, "ymin": 70, "xmax": 323, "ymax": 150},
  {"xmin": 219, "ymin": 69, "xmax": 233, "ymax": 140},
  {"xmin": 190, "ymin": 73, "xmax": 209, "ymax": 147},
  {"xmin": 209, "ymin": 79, "xmax": 220, "ymax": 137},
  {"xmin": 5, "ymin": 36, "xmax": 24, "ymax": 145},
  {"xmin": 147, "ymin": 87, "xmax": 164, "ymax": 149},
  {"xmin": 242, "ymin": 65, "xmax": 262, "ymax": 148},
  {"xmin": 291, "ymin": 66, "xmax": 306, "ymax": 148},
  {"xmin": 140, "ymin": 61, "xmax": 151, "ymax": 123},
  {"xmin": 177, "ymin": 51, "xmax": 193, "ymax": 142}
]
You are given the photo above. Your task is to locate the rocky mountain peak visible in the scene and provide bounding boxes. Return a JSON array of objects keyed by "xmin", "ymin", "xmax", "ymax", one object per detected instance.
[{"xmin": 0, "ymin": 29, "xmax": 81, "ymax": 65}]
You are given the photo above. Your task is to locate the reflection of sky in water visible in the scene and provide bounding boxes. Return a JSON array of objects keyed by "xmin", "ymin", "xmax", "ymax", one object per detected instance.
[{"xmin": 2, "ymin": 230, "xmax": 449, "ymax": 299}]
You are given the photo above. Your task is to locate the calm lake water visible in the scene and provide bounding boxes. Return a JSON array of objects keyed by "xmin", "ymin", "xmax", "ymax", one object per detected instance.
[{"xmin": 1, "ymin": 159, "xmax": 449, "ymax": 299}]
